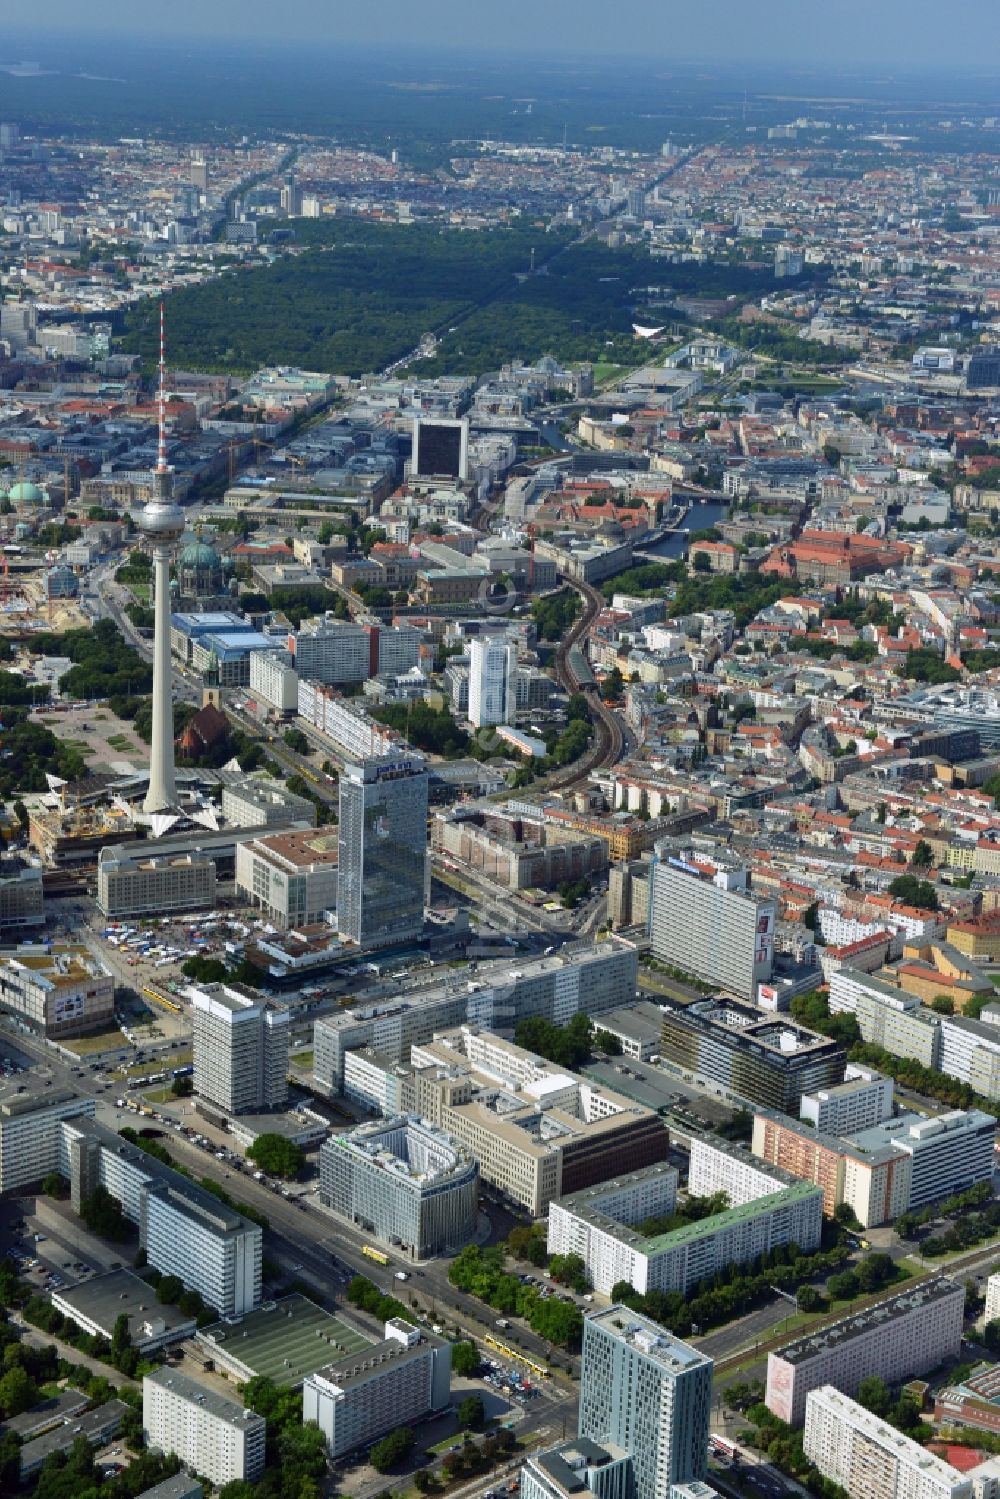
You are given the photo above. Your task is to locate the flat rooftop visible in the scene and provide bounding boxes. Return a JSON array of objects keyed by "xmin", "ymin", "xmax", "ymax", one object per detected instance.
[
  {"xmin": 254, "ymin": 828, "xmax": 340, "ymax": 867},
  {"xmin": 0, "ymin": 1081, "xmax": 88, "ymax": 1119},
  {"xmin": 772, "ymin": 1277, "xmax": 963, "ymax": 1368},
  {"xmin": 587, "ymin": 1306, "xmax": 713, "ymax": 1373},
  {"xmin": 143, "ymin": 1367, "xmax": 262, "ymax": 1428},
  {"xmin": 52, "ymin": 1269, "xmax": 195, "ymax": 1342},
  {"xmin": 197, "ymin": 1295, "xmax": 370, "ymax": 1388}
]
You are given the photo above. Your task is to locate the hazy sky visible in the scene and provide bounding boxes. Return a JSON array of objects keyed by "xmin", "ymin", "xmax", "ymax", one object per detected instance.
[{"xmin": 4, "ymin": 0, "xmax": 1000, "ymax": 66}]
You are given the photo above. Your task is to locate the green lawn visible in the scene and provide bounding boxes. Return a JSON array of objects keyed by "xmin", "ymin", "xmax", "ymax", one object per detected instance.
[
  {"xmin": 290, "ymin": 1049, "xmax": 314, "ymax": 1070},
  {"xmin": 107, "ymin": 734, "xmax": 136, "ymax": 753},
  {"xmin": 62, "ymin": 1029, "xmax": 125, "ymax": 1056}
]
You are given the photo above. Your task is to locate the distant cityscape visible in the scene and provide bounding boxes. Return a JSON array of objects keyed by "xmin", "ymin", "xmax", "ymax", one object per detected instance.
[{"xmin": 5, "ymin": 33, "xmax": 1000, "ymax": 1499}]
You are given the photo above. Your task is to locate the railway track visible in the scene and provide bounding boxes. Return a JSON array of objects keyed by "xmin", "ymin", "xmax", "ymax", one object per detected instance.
[{"xmin": 547, "ymin": 580, "xmax": 625, "ymax": 792}]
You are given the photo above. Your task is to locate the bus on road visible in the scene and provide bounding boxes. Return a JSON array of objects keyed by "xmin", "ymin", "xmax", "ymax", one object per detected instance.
[{"xmin": 362, "ymin": 1245, "xmax": 390, "ymax": 1266}]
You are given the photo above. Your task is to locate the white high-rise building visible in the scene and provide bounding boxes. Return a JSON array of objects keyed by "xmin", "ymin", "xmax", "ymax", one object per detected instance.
[
  {"xmin": 804, "ymin": 1387, "xmax": 971, "ymax": 1499},
  {"xmin": 190, "ymin": 984, "xmax": 289, "ymax": 1115},
  {"xmin": 143, "ymin": 1369, "xmax": 265, "ymax": 1488},
  {"xmin": 0, "ymin": 1083, "xmax": 93, "ymax": 1193},
  {"xmin": 648, "ymin": 851, "xmax": 774, "ymax": 1000},
  {"xmin": 468, "ymin": 634, "xmax": 518, "ymax": 728}
]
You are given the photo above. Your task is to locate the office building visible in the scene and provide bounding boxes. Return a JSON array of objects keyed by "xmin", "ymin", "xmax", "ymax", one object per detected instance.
[
  {"xmin": 468, "ymin": 634, "xmax": 518, "ymax": 728},
  {"xmin": 751, "ymin": 1111, "xmax": 911, "ymax": 1227},
  {"xmin": 303, "ymin": 1318, "xmax": 451, "ymax": 1459},
  {"xmin": 143, "ymin": 1369, "xmax": 265, "ymax": 1488},
  {"xmin": 190, "ymin": 983, "xmax": 289, "ymax": 1116},
  {"xmin": 0, "ymin": 860, "xmax": 45, "ymax": 934},
  {"xmin": 432, "ymin": 803, "xmax": 607, "ymax": 891},
  {"xmin": 0, "ymin": 942, "xmax": 114, "ymax": 1038},
  {"xmin": 337, "ymin": 753, "xmax": 428, "ymax": 947},
  {"xmin": 968, "ymin": 349, "xmax": 1000, "ymax": 389},
  {"xmin": 412, "ymin": 416, "xmax": 469, "ymax": 481},
  {"xmin": 314, "ymin": 940, "xmax": 639, "ymax": 1098},
  {"xmin": 548, "ymin": 1149, "xmax": 821, "ymax": 1297},
  {"xmin": 189, "ymin": 152, "xmax": 209, "ymax": 192},
  {"xmin": 291, "ymin": 617, "xmax": 421, "ymax": 689},
  {"xmin": 521, "ymin": 1438, "xmax": 635, "ymax": 1499},
  {"xmin": 51, "ymin": 1268, "xmax": 196, "ymax": 1355},
  {"xmin": 579, "ymin": 1307, "xmax": 713, "ymax": 1499},
  {"xmin": 0, "ymin": 1083, "xmax": 93, "ymax": 1193},
  {"xmin": 319, "ymin": 1115, "xmax": 478, "ymax": 1258},
  {"xmin": 97, "ymin": 847, "xmax": 216, "ymax": 919},
  {"xmin": 766, "ymin": 1277, "xmax": 964, "ymax": 1426},
  {"xmin": 410, "ymin": 1028, "xmax": 668, "ymax": 1217},
  {"xmin": 0, "ymin": 122, "xmax": 20, "ymax": 150},
  {"xmin": 61, "ymin": 1114, "xmax": 262, "ymax": 1317},
  {"xmin": 659, "ymin": 997, "xmax": 845, "ymax": 1114},
  {"xmin": 798, "ymin": 1064, "xmax": 893, "ymax": 1135},
  {"xmin": 235, "ymin": 828, "xmax": 338, "ymax": 929},
  {"xmin": 649, "ymin": 854, "xmax": 775, "ymax": 999},
  {"xmin": 846, "ymin": 1109, "xmax": 994, "ymax": 1211},
  {"xmin": 804, "ymin": 1386, "xmax": 971, "ymax": 1499},
  {"xmin": 221, "ymin": 777, "xmax": 317, "ymax": 829}
]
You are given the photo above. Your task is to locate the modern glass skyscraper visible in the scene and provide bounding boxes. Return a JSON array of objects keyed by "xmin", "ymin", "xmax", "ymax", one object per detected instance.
[
  {"xmin": 579, "ymin": 1307, "xmax": 713, "ymax": 1499},
  {"xmin": 337, "ymin": 752, "xmax": 429, "ymax": 947}
]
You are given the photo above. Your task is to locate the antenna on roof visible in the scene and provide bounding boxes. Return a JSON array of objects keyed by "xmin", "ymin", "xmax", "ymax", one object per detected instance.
[{"xmin": 157, "ymin": 300, "xmax": 169, "ymax": 476}]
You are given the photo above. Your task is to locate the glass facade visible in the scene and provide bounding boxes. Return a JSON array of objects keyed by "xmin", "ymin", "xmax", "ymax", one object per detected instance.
[{"xmin": 338, "ymin": 754, "xmax": 428, "ymax": 947}]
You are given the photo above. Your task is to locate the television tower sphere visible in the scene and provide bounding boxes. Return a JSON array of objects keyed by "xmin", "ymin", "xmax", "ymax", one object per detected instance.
[{"xmin": 138, "ymin": 493, "xmax": 184, "ymax": 540}]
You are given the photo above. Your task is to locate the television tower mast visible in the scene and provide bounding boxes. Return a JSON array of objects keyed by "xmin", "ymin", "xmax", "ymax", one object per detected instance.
[{"xmin": 139, "ymin": 302, "xmax": 184, "ymax": 815}]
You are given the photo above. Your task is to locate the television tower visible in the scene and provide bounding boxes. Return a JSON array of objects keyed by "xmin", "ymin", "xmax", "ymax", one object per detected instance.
[{"xmin": 139, "ymin": 302, "xmax": 184, "ymax": 815}]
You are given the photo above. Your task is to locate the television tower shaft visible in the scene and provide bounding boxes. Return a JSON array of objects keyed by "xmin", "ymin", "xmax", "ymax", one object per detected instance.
[{"xmin": 141, "ymin": 301, "xmax": 184, "ymax": 816}]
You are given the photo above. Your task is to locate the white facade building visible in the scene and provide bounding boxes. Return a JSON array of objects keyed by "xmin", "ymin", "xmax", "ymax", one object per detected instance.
[
  {"xmin": 250, "ymin": 647, "xmax": 298, "ymax": 713},
  {"xmin": 649, "ymin": 854, "xmax": 774, "ymax": 1000},
  {"xmin": 468, "ymin": 634, "xmax": 518, "ymax": 728},
  {"xmin": 799, "ymin": 1064, "xmax": 893, "ymax": 1135},
  {"xmin": 804, "ymin": 1386, "xmax": 971, "ymax": 1499},
  {"xmin": 190, "ymin": 983, "xmax": 289, "ymax": 1116},
  {"xmin": 0, "ymin": 1085, "xmax": 93, "ymax": 1194},
  {"xmin": 303, "ymin": 1318, "xmax": 451, "ymax": 1458},
  {"xmin": 143, "ymin": 1369, "xmax": 265, "ymax": 1488},
  {"xmin": 766, "ymin": 1277, "xmax": 964, "ymax": 1427}
]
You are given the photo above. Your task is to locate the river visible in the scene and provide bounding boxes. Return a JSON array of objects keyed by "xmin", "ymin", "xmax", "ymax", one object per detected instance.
[{"xmin": 645, "ymin": 497, "xmax": 729, "ymax": 559}]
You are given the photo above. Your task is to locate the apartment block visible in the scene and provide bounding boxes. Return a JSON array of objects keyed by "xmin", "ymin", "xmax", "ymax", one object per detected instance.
[
  {"xmin": 804, "ymin": 1386, "xmax": 971, "ymax": 1499},
  {"xmin": 432, "ymin": 803, "xmax": 607, "ymax": 891},
  {"xmin": 190, "ymin": 983, "xmax": 289, "ymax": 1116},
  {"xmin": 986, "ymin": 1271, "xmax": 1000, "ymax": 1327},
  {"xmin": 751, "ymin": 1110, "xmax": 911, "ymax": 1227},
  {"xmin": 319, "ymin": 1115, "xmax": 478, "ymax": 1259},
  {"xmin": 303, "ymin": 1318, "xmax": 451, "ymax": 1459},
  {"xmin": 297, "ymin": 681, "xmax": 399, "ymax": 759},
  {"xmin": 0, "ymin": 1083, "xmax": 93, "ymax": 1193},
  {"xmin": 0, "ymin": 942, "xmax": 114, "ymax": 1038},
  {"xmin": 143, "ymin": 1369, "xmax": 265, "ymax": 1488},
  {"xmin": 659, "ymin": 997, "xmax": 845, "ymax": 1114},
  {"xmin": 798, "ymin": 1064, "xmax": 893, "ymax": 1134},
  {"xmin": 847, "ymin": 1109, "xmax": 995, "ymax": 1210},
  {"xmin": 766, "ymin": 1277, "xmax": 964, "ymax": 1426},
  {"xmin": 548, "ymin": 1148, "xmax": 821, "ymax": 1297},
  {"xmin": 649, "ymin": 854, "xmax": 775, "ymax": 1000},
  {"xmin": 579, "ymin": 1307, "xmax": 713, "ymax": 1499}
]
